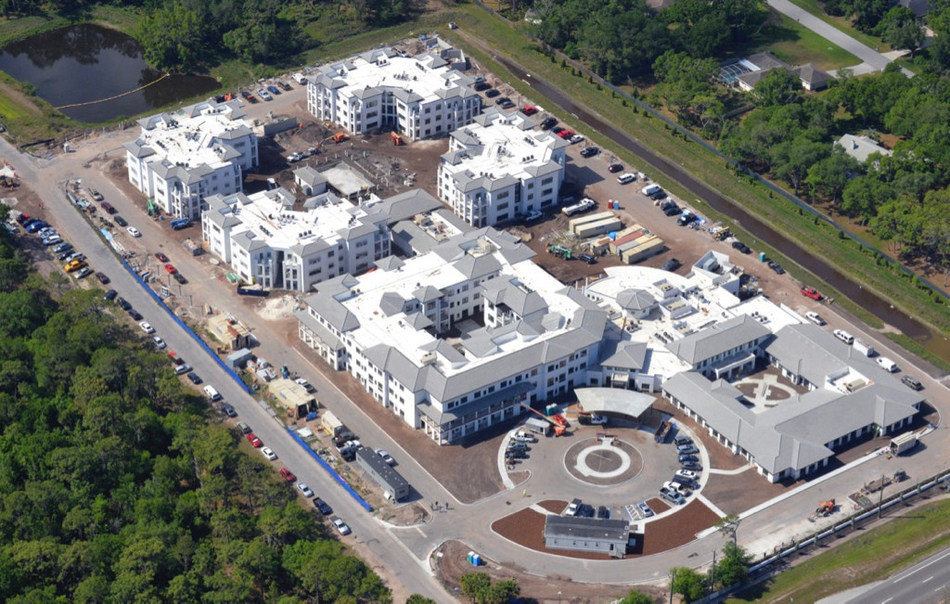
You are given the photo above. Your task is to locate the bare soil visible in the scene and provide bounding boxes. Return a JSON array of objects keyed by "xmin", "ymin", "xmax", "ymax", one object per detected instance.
[
  {"xmin": 640, "ymin": 499, "xmax": 721, "ymax": 555},
  {"xmin": 434, "ymin": 539, "xmax": 661, "ymax": 603}
]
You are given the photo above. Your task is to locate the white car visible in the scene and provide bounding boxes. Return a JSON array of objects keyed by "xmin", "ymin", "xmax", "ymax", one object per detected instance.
[
  {"xmin": 510, "ymin": 430, "xmax": 536, "ymax": 443},
  {"xmin": 296, "ymin": 482, "xmax": 314, "ymax": 498},
  {"xmin": 569, "ymin": 134, "xmax": 585, "ymax": 144},
  {"xmin": 675, "ymin": 469, "xmax": 699, "ymax": 480},
  {"xmin": 152, "ymin": 335, "xmax": 166, "ymax": 349},
  {"xmin": 617, "ymin": 172, "xmax": 636, "ymax": 185},
  {"xmin": 589, "ymin": 413, "xmax": 608, "ymax": 425},
  {"xmin": 375, "ymin": 449, "xmax": 395, "ymax": 465},
  {"xmin": 261, "ymin": 447, "xmax": 277, "ymax": 461},
  {"xmin": 332, "ymin": 517, "xmax": 351, "ymax": 535},
  {"xmin": 523, "ymin": 210, "xmax": 543, "ymax": 222},
  {"xmin": 139, "ymin": 321, "xmax": 155, "ymax": 334},
  {"xmin": 805, "ymin": 311, "xmax": 826, "ymax": 326},
  {"xmin": 126, "ymin": 226, "xmax": 141, "ymax": 237}
]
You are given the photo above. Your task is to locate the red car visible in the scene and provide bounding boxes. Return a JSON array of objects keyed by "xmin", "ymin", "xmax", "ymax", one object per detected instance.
[
  {"xmin": 246, "ymin": 433, "xmax": 263, "ymax": 448},
  {"xmin": 164, "ymin": 263, "xmax": 177, "ymax": 274},
  {"xmin": 155, "ymin": 252, "xmax": 169, "ymax": 262},
  {"xmin": 521, "ymin": 105, "xmax": 538, "ymax": 116},
  {"xmin": 279, "ymin": 467, "xmax": 296, "ymax": 482},
  {"xmin": 557, "ymin": 129, "xmax": 575, "ymax": 139},
  {"xmin": 800, "ymin": 286, "xmax": 823, "ymax": 301}
]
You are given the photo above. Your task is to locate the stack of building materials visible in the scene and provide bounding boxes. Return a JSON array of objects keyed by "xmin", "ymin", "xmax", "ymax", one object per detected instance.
[
  {"xmin": 618, "ymin": 234, "xmax": 664, "ymax": 264},
  {"xmin": 608, "ymin": 224, "xmax": 648, "ymax": 255}
]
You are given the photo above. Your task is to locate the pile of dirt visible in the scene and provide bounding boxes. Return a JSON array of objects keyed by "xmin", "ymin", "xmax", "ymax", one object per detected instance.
[{"xmin": 257, "ymin": 294, "xmax": 297, "ymax": 321}]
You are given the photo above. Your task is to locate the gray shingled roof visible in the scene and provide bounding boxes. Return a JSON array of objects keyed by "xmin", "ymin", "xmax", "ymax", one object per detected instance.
[
  {"xmin": 616, "ymin": 289, "xmax": 656, "ymax": 312},
  {"xmin": 600, "ymin": 340, "xmax": 647, "ymax": 370},
  {"xmin": 667, "ymin": 314, "xmax": 771, "ymax": 365}
]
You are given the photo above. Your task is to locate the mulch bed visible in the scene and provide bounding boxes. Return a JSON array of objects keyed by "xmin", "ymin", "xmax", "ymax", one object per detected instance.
[
  {"xmin": 491, "ymin": 506, "xmax": 615, "ymax": 560},
  {"xmin": 640, "ymin": 499, "xmax": 720, "ymax": 555},
  {"xmin": 538, "ymin": 499, "xmax": 568, "ymax": 514}
]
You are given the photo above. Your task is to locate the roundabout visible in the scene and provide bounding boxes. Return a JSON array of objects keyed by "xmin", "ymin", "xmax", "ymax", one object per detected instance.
[{"xmin": 565, "ymin": 437, "xmax": 643, "ymax": 486}]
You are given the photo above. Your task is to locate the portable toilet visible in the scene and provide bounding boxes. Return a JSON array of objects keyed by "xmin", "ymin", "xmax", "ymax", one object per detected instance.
[
  {"xmin": 759, "ymin": 252, "xmax": 767, "ymax": 262},
  {"xmin": 545, "ymin": 403, "xmax": 558, "ymax": 415}
]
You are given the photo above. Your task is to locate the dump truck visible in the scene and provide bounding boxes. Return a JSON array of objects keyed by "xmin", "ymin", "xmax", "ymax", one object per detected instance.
[{"xmin": 889, "ymin": 431, "xmax": 919, "ymax": 455}]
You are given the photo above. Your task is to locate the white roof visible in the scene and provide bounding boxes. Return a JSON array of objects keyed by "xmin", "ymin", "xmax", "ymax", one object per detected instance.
[{"xmin": 133, "ymin": 100, "xmax": 251, "ymax": 170}]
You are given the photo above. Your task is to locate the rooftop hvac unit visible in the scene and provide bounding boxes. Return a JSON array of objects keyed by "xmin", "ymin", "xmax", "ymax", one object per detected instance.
[{"xmin": 420, "ymin": 352, "xmax": 437, "ymax": 365}]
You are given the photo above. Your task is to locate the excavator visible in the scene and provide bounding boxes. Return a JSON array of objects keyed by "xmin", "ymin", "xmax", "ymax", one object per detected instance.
[
  {"xmin": 390, "ymin": 131, "xmax": 404, "ymax": 146},
  {"xmin": 816, "ymin": 499, "xmax": 836, "ymax": 517},
  {"xmin": 331, "ymin": 131, "xmax": 348, "ymax": 143}
]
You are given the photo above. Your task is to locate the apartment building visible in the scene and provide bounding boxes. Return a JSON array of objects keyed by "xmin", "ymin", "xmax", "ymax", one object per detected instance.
[
  {"xmin": 201, "ymin": 187, "xmax": 390, "ymax": 292},
  {"xmin": 438, "ymin": 109, "xmax": 567, "ymax": 227},
  {"xmin": 296, "ymin": 228, "xmax": 609, "ymax": 443},
  {"xmin": 307, "ymin": 46, "xmax": 481, "ymax": 140},
  {"xmin": 124, "ymin": 99, "xmax": 258, "ymax": 219}
]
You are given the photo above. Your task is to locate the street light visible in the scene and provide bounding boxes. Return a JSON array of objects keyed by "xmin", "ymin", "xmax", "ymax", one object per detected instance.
[{"xmin": 557, "ymin": 591, "xmax": 561, "ymax": 604}]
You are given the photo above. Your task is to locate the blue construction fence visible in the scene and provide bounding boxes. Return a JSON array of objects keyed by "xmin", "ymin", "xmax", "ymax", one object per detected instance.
[
  {"xmin": 287, "ymin": 428, "xmax": 374, "ymax": 512},
  {"xmin": 120, "ymin": 259, "xmax": 252, "ymax": 395},
  {"xmin": 467, "ymin": 4, "xmax": 949, "ymax": 304}
]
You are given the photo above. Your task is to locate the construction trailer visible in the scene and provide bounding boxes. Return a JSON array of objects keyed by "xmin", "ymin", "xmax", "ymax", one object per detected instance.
[
  {"xmin": 619, "ymin": 235, "xmax": 664, "ymax": 264},
  {"xmin": 356, "ymin": 448, "xmax": 409, "ymax": 501},
  {"xmin": 525, "ymin": 416, "xmax": 551, "ymax": 436},
  {"xmin": 568, "ymin": 211, "xmax": 615, "ymax": 234},
  {"xmin": 574, "ymin": 217, "xmax": 623, "ymax": 239},
  {"xmin": 269, "ymin": 378, "xmax": 318, "ymax": 419},
  {"xmin": 889, "ymin": 431, "xmax": 919, "ymax": 455},
  {"xmin": 321, "ymin": 410, "xmax": 344, "ymax": 437}
]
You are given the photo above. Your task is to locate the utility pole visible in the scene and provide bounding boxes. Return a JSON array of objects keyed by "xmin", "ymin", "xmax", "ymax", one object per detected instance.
[{"xmin": 878, "ymin": 474, "xmax": 885, "ymax": 518}]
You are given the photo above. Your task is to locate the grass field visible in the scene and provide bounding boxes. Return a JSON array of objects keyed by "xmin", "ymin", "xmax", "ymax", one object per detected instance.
[
  {"xmin": 788, "ymin": 0, "xmax": 890, "ymax": 52},
  {"xmin": 443, "ymin": 4, "xmax": 950, "ymax": 355},
  {"xmin": 0, "ymin": 89, "xmax": 29, "ymax": 120},
  {"xmin": 728, "ymin": 498, "xmax": 950, "ymax": 602},
  {"xmin": 762, "ymin": 13, "xmax": 859, "ymax": 69}
]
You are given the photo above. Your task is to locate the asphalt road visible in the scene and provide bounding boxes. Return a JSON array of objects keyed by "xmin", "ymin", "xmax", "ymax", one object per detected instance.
[
  {"xmin": 766, "ymin": 0, "xmax": 895, "ymax": 73},
  {"xmin": 819, "ymin": 546, "xmax": 950, "ymax": 603}
]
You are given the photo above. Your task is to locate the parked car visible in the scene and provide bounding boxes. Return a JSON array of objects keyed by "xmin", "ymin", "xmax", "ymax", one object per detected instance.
[
  {"xmin": 484, "ymin": 88, "xmax": 501, "ymax": 98},
  {"xmin": 510, "ymin": 430, "xmax": 536, "ymax": 443},
  {"xmin": 75, "ymin": 267, "xmax": 93, "ymax": 279},
  {"xmin": 128, "ymin": 308, "xmax": 143, "ymax": 321},
  {"xmin": 266, "ymin": 85, "xmax": 281, "ymax": 96},
  {"xmin": 95, "ymin": 271, "xmax": 110, "ymax": 284},
  {"xmin": 557, "ymin": 129, "xmax": 575, "ymax": 139},
  {"xmin": 261, "ymin": 447, "xmax": 277, "ymax": 461},
  {"xmin": 901, "ymin": 375, "xmax": 923, "ymax": 391},
  {"xmin": 659, "ymin": 486, "xmax": 686, "ymax": 505},
  {"xmin": 139, "ymin": 321, "xmax": 155, "ymax": 334},
  {"xmin": 540, "ymin": 117, "xmax": 557, "ymax": 130},
  {"xmin": 570, "ymin": 134, "xmax": 586, "ymax": 145},
  {"xmin": 89, "ymin": 189, "xmax": 103, "ymax": 201},
  {"xmin": 246, "ymin": 433, "xmax": 263, "ymax": 448},
  {"xmin": 164, "ymin": 263, "xmax": 177, "ymax": 274},
  {"xmin": 279, "ymin": 467, "xmax": 296, "ymax": 482},
  {"xmin": 258, "ymin": 88, "xmax": 272, "ymax": 101},
  {"xmin": 221, "ymin": 403, "xmax": 237, "ymax": 417},
  {"xmin": 805, "ymin": 311, "xmax": 826, "ymax": 326},
  {"xmin": 637, "ymin": 501, "xmax": 654, "ymax": 517},
  {"xmin": 523, "ymin": 210, "xmax": 543, "ymax": 222},
  {"xmin": 768, "ymin": 261, "xmax": 785, "ymax": 275},
  {"xmin": 731, "ymin": 240, "xmax": 751, "ymax": 254},
  {"xmin": 677, "ymin": 444, "xmax": 699, "ymax": 455},
  {"xmin": 505, "ymin": 448, "xmax": 527, "ymax": 460},
  {"xmin": 152, "ymin": 335, "xmax": 166, "ymax": 349},
  {"xmin": 676, "ymin": 469, "xmax": 699, "ymax": 481},
  {"xmin": 800, "ymin": 286, "xmax": 823, "ymax": 300},
  {"xmin": 331, "ymin": 517, "xmax": 351, "ymax": 535},
  {"xmin": 678, "ymin": 453, "xmax": 698, "ymax": 463},
  {"xmin": 155, "ymin": 252, "xmax": 169, "ymax": 262},
  {"xmin": 375, "ymin": 449, "xmax": 395, "ymax": 465},
  {"xmin": 296, "ymin": 482, "xmax": 314, "ymax": 497},
  {"xmin": 187, "ymin": 372, "xmax": 203, "ymax": 385},
  {"xmin": 114, "ymin": 215, "xmax": 128, "ymax": 227},
  {"xmin": 597, "ymin": 505, "xmax": 610, "ymax": 519},
  {"xmin": 608, "ymin": 163, "xmax": 624, "ymax": 173},
  {"xmin": 579, "ymin": 146, "xmax": 599, "ymax": 157},
  {"xmin": 173, "ymin": 272, "xmax": 188, "ymax": 284},
  {"xmin": 617, "ymin": 172, "xmax": 636, "ymax": 184},
  {"xmin": 662, "ymin": 258, "xmax": 681, "ymax": 272},
  {"xmin": 126, "ymin": 226, "xmax": 141, "ymax": 238},
  {"xmin": 104, "ymin": 289, "xmax": 118, "ymax": 301},
  {"xmin": 474, "ymin": 81, "xmax": 492, "ymax": 92},
  {"xmin": 577, "ymin": 253, "xmax": 597, "ymax": 264},
  {"xmin": 312, "ymin": 497, "xmax": 332, "ymax": 515},
  {"xmin": 51, "ymin": 242, "xmax": 72, "ymax": 254},
  {"xmin": 64, "ymin": 259, "xmax": 86, "ymax": 273},
  {"xmin": 681, "ymin": 461, "xmax": 703, "ymax": 472},
  {"xmin": 277, "ymin": 80, "xmax": 291, "ymax": 91}
]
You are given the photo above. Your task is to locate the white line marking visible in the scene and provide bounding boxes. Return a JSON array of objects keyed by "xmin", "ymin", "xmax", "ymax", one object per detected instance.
[
  {"xmin": 881, "ymin": 597, "xmax": 893, "ymax": 603},
  {"xmin": 894, "ymin": 551, "xmax": 950, "ymax": 583},
  {"xmin": 923, "ymin": 575, "xmax": 934, "ymax": 583},
  {"xmin": 935, "ymin": 585, "xmax": 946, "ymax": 592}
]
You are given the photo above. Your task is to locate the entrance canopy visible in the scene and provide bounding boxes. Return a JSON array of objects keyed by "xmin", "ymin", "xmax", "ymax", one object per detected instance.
[{"xmin": 575, "ymin": 387, "xmax": 654, "ymax": 419}]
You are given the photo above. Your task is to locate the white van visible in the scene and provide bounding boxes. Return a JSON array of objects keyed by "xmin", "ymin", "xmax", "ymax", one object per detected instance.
[
  {"xmin": 203, "ymin": 385, "xmax": 222, "ymax": 401},
  {"xmin": 833, "ymin": 329, "xmax": 854, "ymax": 345},
  {"xmin": 642, "ymin": 184, "xmax": 661, "ymax": 196},
  {"xmin": 876, "ymin": 357, "xmax": 898, "ymax": 372}
]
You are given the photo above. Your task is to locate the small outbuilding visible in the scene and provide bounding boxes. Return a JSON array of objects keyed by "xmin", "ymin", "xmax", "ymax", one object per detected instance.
[
  {"xmin": 356, "ymin": 447, "xmax": 410, "ymax": 501},
  {"xmin": 268, "ymin": 378, "xmax": 318, "ymax": 419},
  {"xmin": 544, "ymin": 515, "xmax": 629, "ymax": 558}
]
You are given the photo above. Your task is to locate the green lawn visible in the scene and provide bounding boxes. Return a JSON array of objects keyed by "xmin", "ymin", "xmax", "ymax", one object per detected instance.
[
  {"xmin": 753, "ymin": 12, "xmax": 860, "ymax": 70},
  {"xmin": 443, "ymin": 4, "xmax": 950, "ymax": 351},
  {"xmin": 787, "ymin": 0, "xmax": 891, "ymax": 52},
  {"xmin": 0, "ymin": 89, "xmax": 29, "ymax": 120},
  {"xmin": 728, "ymin": 498, "xmax": 950, "ymax": 602}
]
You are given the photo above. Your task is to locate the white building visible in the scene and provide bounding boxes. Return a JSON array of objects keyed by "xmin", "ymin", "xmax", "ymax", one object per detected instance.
[
  {"xmin": 202, "ymin": 187, "xmax": 390, "ymax": 292},
  {"xmin": 124, "ymin": 99, "xmax": 258, "ymax": 220},
  {"xmin": 296, "ymin": 228, "xmax": 609, "ymax": 443},
  {"xmin": 307, "ymin": 46, "xmax": 481, "ymax": 140},
  {"xmin": 438, "ymin": 109, "xmax": 567, "ymax": 227}
]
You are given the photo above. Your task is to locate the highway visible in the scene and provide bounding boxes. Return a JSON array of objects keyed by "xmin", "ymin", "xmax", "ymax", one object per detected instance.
[
  {"xmin": 819, "ymin": 546, "xmax": 950, "ymax": 604},
  {"xmin": 0, "ymin": 130, "xmax": 450, "ymax": 602}
]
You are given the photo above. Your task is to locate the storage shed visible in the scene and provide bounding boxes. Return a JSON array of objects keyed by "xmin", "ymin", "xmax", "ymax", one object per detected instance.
[
  {"xmin": 268, "ymin": 378, "xmax": 318, "ymax": 419},
  {"xmin": 544, "ymin": 516, "xmax": 629, "ymax": 558},
  {"xmin": 356, "ymin": 448, "xmax": 410, "ymax": 501}
]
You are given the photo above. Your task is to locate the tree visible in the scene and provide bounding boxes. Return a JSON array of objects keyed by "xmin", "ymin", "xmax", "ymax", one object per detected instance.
[
  {"xmin": 877, "ymin": 7, "xmax": 925, "ymax": 56},
  {"xmin": 460, "ymin": 572, "xmax": 492, "ymax": 603},
  {"xmin": 772, "ymin": 136, "xmax": 830, "ymax": 194},
  {"xmin": 406, "ymin": 596, "xmax": 437, "ymax": 604},
  {"xmin": 620, "ymin": 590, "xmax": 655, "ymax": 604},
  {"xmin": 806, "ymin": 149, "xmax": 860, "ymax": 204},
  {"xmin": 138, "ymin": 2, "xmax": 204, "ymax": 71},
  {"xmin": 753, "ymin": 68, "xmax": 803, "ymax": 107},
  {"xmin": 713, "ymin": 513, "xmax": 741, "ymax": 545},
  {"xmin": 671, "ymin": 567, "xmax": 706, "ymax": 602},
  {"xmin": 714, "ymin": 541, "xmax": 751, "ymax": 588}
]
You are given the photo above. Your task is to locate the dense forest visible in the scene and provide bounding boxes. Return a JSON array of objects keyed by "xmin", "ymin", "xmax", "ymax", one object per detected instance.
[
  {"xmin": 0, "ymin": 219, "xmax": 390, "ymax": 602},
  {"xmin": 0, "ymin": 0, "xmax": 420, "ymax": 71},
  {"xmin": 529, "ymin": 0, "xmax": 950, "ymax": 271}
]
